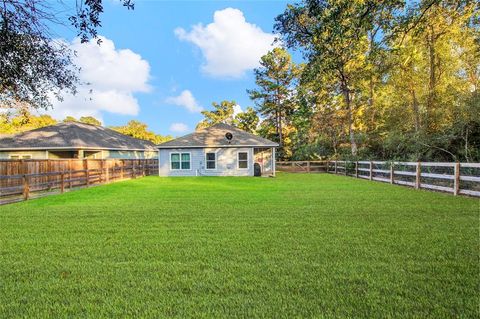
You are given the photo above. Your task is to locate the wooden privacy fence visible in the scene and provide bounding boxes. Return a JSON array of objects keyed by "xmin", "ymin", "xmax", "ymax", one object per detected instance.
[
  {"xmin": 0, "ymin": 159, "xmax": 159, "ymax": 204},
  {"xmin": 276, "ymin": 160, "xmax": 480, "ymax": 197}
]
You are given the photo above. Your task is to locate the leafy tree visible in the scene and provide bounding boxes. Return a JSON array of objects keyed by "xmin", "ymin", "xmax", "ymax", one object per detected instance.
[
  {"xmin": 196, "ymin": 100, "xmax": 237, "ymax": 130},
  {"xmin": 377, "ymin": 1, "xmax": 479, "ymax": 160},
  {"xmin": 272, "ymin": 0, "xmax": 479, "ymax": 162},
  {"xmin": 0, "ymin": 0, "xmax": 134, "ymax": 110},
  {"xmin": 289, "ymin": 84, "xmax": 317, "ymax": 160},
  {"xmin": 275, "ymin": 0, "xmax": 402, "ymax": 156},
  {"xmin": 248, "ymin": 48, "xmax": 298, "ymax": 158},
  {"xmin": 63, "ymin": 116, "xmax": 77, "ymax": 123},
  {"xmin": 79, "ymin": 116, "xmax": 102, "ymax": 126},
  {"xmin": 0, "ymin": 110, "xmax": 57, "ymax": 134},
  {"xmin": 235, "ymin": 107, "xmax": 259, "ymax": 133},
  {"xmin": 110, "ymin": 120, "xmax": 172, "ymax": 144}
]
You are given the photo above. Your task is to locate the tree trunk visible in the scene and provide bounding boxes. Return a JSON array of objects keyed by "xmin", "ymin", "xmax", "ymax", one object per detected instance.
[
  {"xmin": 274, "ymin": 108, "xmax": 281, "ymax": 145},
  {"xmin": 275, "ymin": 85, "xmax": 284, "ymax": 158},
  {"xmin": 278, "ymin": 111, "xmax": 283, "ymax": 148},
  {"xmin": 367, "ymin": 30, "xmax": 377, "ymax": 128},
  {"xmin": 368, "ymin": 76, "xmax": 374, "ymax": 108},
  {"xmin": 341, "ymin": 80, "xmax": 357, "ymax": 156},
  {"xmin": 464, "ymin": 126, "xmax": 470, "ymax": 162},
  {"xmin": 369, "ymin": 76, "xmax": 377, "ymax": 128},
  {"xmin": 426, "ymin": 26, "xmax": 437, "ymax": 128},
  {"xmin": 411, "ymin": 88, "xmax": 421, "ymax": 132}
]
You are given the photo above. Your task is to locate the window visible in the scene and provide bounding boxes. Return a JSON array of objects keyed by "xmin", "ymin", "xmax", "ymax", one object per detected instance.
[
  {"xmin": 10, "ymin": 155, "xmax": 31, "ymax": 160},
  {"xmin": 170, "ymin": 152, "xmax": 191, "ymax": 170},
  {"xmin": 238, "ymin": 152, "xmax": 248, "ymax": 169},
  {"xmin": 206, "ymin": 152, "xmax": 216, "ymax": 170}
]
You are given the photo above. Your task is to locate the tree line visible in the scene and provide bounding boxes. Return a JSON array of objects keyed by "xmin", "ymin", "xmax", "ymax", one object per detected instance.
[
  {"xmin": 2, "ymin": 0, "xmax": 478, "ymax": 161},
  {"xmin": 275, "ymin": 0, "xmax": 479, "ymax": 162},
  {"xmin": 199, "ymin": 1, "xmax": 479, "ymax": 162},
  {"xmin": 0, "ymin": 111, "xmax": 172, "ymax": 145}
]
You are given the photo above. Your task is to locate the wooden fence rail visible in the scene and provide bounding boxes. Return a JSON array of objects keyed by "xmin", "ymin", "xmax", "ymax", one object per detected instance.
[
  {"xmin": 276, "ymin": 160, "xmax": 480, "ymax": 197},
  {"xmin": 276, "ymin": 161, "xmax": 328, "ymax": 173},
  {"xmin": 0, "ymin": 159, "xmax": 159, "ymax": 205}
]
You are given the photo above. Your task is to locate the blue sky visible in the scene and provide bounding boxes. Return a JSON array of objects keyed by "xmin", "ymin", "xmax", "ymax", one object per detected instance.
[{"xmin": 45, "ymin": 0, "xmax": 298, "ymax": 136}]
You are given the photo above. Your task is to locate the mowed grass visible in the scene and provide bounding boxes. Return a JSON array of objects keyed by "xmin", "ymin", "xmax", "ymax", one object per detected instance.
[{"xmin": 0, "ymin": 173, "xmax": 478, "ymax": 318}]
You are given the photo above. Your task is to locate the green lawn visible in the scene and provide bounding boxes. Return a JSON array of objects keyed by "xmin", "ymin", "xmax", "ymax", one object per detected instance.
[{"xmin": 0, "ymin": 173, "xmax": 478, "ymax": 318}]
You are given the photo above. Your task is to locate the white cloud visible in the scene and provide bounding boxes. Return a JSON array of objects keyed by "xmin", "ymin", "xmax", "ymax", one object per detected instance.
[
  {"xmin": 46, "ymin": 36, "xmax": 151, "ymax": 120},
  {"xmin": 169, "ymin": 122, "xmax": 189, "ymax": 133},
  {"xmin": 232, "ymin": 104, "xmax": 242, "ymax": 116},
  {"xmin": 165, "ymin": 90, "xmax": 202, "ymax": 113},
  {"xmin": 175, "ymin": 8, "xmax": 278, "ymax": 78}
]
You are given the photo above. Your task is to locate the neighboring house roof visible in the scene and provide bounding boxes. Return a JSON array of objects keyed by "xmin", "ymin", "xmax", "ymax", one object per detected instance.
[
  {"xmin": 158, "ymin": 123, "xmax": 279, "ymax": 148},
  {"xmin": 0, "ymin": 122, "xmax": 157, "ymax": 151}
]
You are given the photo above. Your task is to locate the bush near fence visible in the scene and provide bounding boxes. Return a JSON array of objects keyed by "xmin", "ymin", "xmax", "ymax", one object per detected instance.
[
  {"xmin": 276, "ymin": 160, "xmax": 480, "ymax": 197},
  {"xmin": 0, "ymin": 159, "xmax": 158, "ymax": 204}
]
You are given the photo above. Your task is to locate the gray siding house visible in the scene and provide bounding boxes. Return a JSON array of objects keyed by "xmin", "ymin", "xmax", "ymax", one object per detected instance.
[
  {"xmin": 0, "ymin": 122, "xmax": 158, "ymax": 160},
  {"xmin": 157, "ymin": 123, "xmax": 278, "ymax": 177}
]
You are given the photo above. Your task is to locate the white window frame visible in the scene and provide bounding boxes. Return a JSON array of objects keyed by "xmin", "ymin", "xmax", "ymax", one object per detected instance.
[
  {"xmin": 170, "ymin": 152, "xmax": 192, "ymax": 171},
  {"xmin": 237, "ymin": 151, "xmax": 249, "ymax": 170},
  {"xmin": 10, "ymin": 154, "xmax": 32, "ymax": 160},
  {"xmin": 205, "ymin": 151, "xmax": 217, "ymax": 170}
]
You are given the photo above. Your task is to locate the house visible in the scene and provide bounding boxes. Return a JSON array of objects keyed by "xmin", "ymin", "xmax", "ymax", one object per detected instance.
[
  {"xmin": 0, "ymin": 122, "xmax": 158, "ymax": 159},
  {"xmin": 157, "ymin": 123, "xmax": 278, "ymax": 176}
]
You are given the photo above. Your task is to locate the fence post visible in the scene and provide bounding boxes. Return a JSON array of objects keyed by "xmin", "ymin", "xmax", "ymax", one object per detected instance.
[
  {"xmin": 355, "ymin": 161, "xmax": 358, "ymax": 178},
  {"xmin": 454, "ymin": 162, "xmax": 460, "ymax": 196},
  {"xmin": 307, "ymin": 161, "xmax": 310, "ymax": 173},
  {"xmin": 105, "ymin": 160, "xmax": 110, "ymax": 183},
  {"xmin": 84, "ymin": 159, "xmax": 90, "ymax": 187},
  {"xmin": 334, "ymin": 161, "xmax": 337, "ymax": 174},
  {"xmin": 415, "ymin": 162, "xmax": 421, "ymax": 189},
  {"xmin": 121, "ymin": 160, "xmax": 125, "ymax": 179},
  {"xmin": 60, "ymin": 172, "xmax": 65, "ymax": 193},
  {"xmin": 100, "ymin": 159, "xmax": 104, "ymax": 184},
  {"xmin": 68, "ymin": 159, "xmax": 72, "ymax": 189},
  {"xmin": 344, "ymin": 161, "xmax": 348, "ymax": 176},
  {"xmin": 47, "ymin": 159, "xmax": 52, "ymax": 190},
  {"xmin": 22, "ymin": 175, "xmax": 29, "ymax": 200},
  {"xmin": 390, "ymin": 163, "xmax": 394, "ymax": 184},
  {"xmin": 369, "ymin": 161, "xmax": 373, "ymax": 181}
]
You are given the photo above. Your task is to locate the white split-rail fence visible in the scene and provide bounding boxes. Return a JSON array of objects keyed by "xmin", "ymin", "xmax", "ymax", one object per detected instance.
[{"xmin": 276, "ymin": 160, "xmax": 480, "ymax": 197}]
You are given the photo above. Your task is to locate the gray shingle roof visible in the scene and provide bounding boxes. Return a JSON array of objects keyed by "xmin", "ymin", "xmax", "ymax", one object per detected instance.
[
  {"xmin": 0, "ymin": 122, "xmax": 157, "ymax": 151},
  {"xmin": 158, "ymin": 123, "xmax": 278, "ymax": 148}
]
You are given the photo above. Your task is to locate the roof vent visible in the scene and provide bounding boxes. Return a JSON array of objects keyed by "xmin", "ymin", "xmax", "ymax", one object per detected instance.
[{"xmin": 225, "ymin": 132, "xmax": 233, "ymax": 143}]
